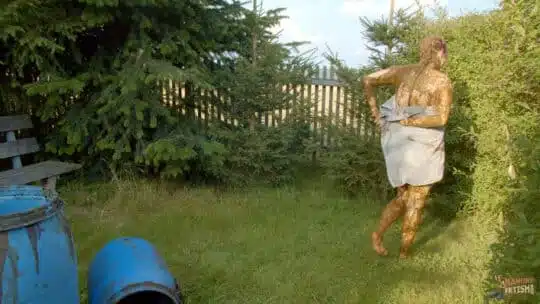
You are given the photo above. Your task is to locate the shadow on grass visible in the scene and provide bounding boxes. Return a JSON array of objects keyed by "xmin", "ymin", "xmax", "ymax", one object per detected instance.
[{"xmin": 413, "ymin": 204, "xmax": 463, "ymax": 250}]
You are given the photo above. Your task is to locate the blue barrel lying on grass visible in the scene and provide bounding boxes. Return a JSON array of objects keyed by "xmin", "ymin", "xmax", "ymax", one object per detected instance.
[
  {"xmin": 0, "ymin": 185, "xmax": 79, "ymax": 304},
  {"xmin": 88, "ymin": 237, "xmax": 182, "ymax": 304}
]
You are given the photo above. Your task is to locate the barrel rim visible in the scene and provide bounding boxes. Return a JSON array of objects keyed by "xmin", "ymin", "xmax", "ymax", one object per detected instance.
[
  {"xmin": 107, "ymin": 281, "xmax": 181, "ymax": 304},
  {"xmin": 0, "ymin": 198, "xmax": 63, "ymax": 232}
]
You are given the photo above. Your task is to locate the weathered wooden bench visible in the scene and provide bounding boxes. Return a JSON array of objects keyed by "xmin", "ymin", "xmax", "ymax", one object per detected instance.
[{"xmin": 0, "ymin": 115, "xmax": 81, "ymax": 192}]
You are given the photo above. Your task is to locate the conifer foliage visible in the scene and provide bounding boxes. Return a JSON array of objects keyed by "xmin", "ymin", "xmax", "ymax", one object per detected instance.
[{"xmin": 0, "ymin": 0, "xmax": 314, "ymax": 183}]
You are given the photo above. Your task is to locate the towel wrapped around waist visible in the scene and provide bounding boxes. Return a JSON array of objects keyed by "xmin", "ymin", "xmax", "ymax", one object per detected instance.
[{"xmin": 379, "ymin": 95, "xmax": 445, "ymax": 188}]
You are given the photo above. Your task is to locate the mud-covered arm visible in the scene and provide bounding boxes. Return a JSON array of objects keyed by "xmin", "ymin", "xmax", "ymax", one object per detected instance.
[
  {"xmin": 402, "ymin": 82, "xmax": 453, "ymax": 128},
  {"xmin": 362, "ymin": 65, "xmax": 414, "ymax": 118}
]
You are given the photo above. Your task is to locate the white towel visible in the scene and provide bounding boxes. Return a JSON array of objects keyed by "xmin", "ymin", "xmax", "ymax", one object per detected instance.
[{"xmin": 379, "ymin": 95, "xmax": 445, "ymax": 188}]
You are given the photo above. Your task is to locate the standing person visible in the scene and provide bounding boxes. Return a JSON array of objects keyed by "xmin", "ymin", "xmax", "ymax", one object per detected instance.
[{"xmin": 361, "ymin": 36, "xmax": 453, "ymax": 258}]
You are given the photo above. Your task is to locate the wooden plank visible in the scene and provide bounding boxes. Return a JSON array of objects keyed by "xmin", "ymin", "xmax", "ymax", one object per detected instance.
[
  {"xmin": 5, "ymin": 131, "xmax": 22, "ymax": 169},
  {"xmin": 0, "ymin": 161, "xmax": 81, "ymax": 186},
  {"xmin": 173, "ymin": 80, "xmax": 181, "ymax": 114},
  {"xmin": 335, "ymin": 85, "xmax": 341, "ymax": 129},
  {"xmin": 203, "ymin": 89, "xmax": 209, "ymax": 127},
  {"xmin": 284, "ymin": 84, "xmax": 289, "ymax": 121},
  {"xmin": 328, "ymin": 84, "xmax": 334, "ymax": 147},
  {"xmin": 196, "ymin": 88, "xmax": 202, "ymax": 122},
  {"xmin": 0, "ymin": 115, "xmax": 33, "ymax": 132},
  {"xmin": 313, "ymin": 85, "xmax": 318, "ymax": 136},
  {"xmin": 209, "ymin": 91, "xmax": 216, "ymax": 122},
  {"xmin": 344, "ymin": 87, "xmax": 350, "ymax": 128},
  {"xmin": 278, "ymin": 85, "xmax": 284, "ymax": 124},
  {"xmin": 320, "ymin": 85, "xmax": 326, "ymax": 146},
  {"xmin": 0, "ymin": 138, "xmax": 40, "ymax": 159},
  {"xmin": 216, "ymin": 90, "xmax": 222, "ymax": 122},
  {"xmin": 351, "ymin": 89, "xmax": 357, "ymax": 133}
]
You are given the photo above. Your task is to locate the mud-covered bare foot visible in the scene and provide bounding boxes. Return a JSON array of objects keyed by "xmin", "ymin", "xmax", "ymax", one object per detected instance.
[
  {"xmin": 371, "ymin": 232, "xmax": 388, "ymax": 256},
  {"xmin": 399, "ymin": 249, "xmax": 409, "ymax": 259}
]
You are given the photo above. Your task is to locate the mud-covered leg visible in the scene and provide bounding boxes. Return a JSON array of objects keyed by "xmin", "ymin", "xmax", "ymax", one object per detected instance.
[
  {"xmin": 400, "ymin": 185, "xmax": 431, "ymax": 258},
  {"xmin": 372, "ymin": 185, "xmax": 408, "ymax": 256}
]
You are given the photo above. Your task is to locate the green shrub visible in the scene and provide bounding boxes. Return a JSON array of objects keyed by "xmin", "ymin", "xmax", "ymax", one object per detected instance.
[
  {"xmin": 319, "ymin": 128, "xmax": 389, "ymax": 198},
  {"xmin": 0, "ymin": 0, "xmax": 317, "ymax": 186},
  {"xmin": 327, "ymin": 2, "xmax": 539, "ymax": 292},
  {"xmin": 398, "ymin": 1, "xmax": 540, "ymax": 298},
  {"xmin": 215, "ymin": 120, "xmax": 314, "ymax": 187}
]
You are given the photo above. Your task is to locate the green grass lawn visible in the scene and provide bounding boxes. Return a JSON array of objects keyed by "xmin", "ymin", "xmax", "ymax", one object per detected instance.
[{"xmin": 61, "ymin": 179, "xmax": 497, "ymax": 304}]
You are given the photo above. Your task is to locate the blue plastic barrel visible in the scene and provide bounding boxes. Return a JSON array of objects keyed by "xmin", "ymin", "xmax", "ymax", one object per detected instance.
[
  {"xmin": 88, "ymin": 237, "xmax": 182, "ymax": 304},
  {"xmin": 0, "ymin": 185, "xmax": 79, "ymax": 304}
]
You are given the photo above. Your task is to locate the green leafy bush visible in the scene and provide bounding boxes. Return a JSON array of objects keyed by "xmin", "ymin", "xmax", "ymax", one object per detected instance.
[
  {"xmin": 319, "ymin": 128, "xmax": 389, "ymax": 198},
  {"xmin": 327, "ymin": 2, "xmax": 539, "ymax": 291},
  {"xmin": 212, "ymin": 119, "xmax": 314, "ymax": 187},
  {"xmin": 396, "ymin": 1, "xmax": 540, "ymax": 297}
]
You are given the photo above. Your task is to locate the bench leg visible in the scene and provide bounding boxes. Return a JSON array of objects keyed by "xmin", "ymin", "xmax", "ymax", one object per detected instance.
[
  {"xmin": 6, "ymin": 131, "xmax": 23, "ymax": 169},
  {"xmin": 41, "ymin": 176, "xmax": 58, "ymax": 194}
]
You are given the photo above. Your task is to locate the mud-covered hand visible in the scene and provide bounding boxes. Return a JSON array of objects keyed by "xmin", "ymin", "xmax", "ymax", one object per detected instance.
[{"xmin": 371, "ymin": 109, "xmax": 382, "ymax": 129}]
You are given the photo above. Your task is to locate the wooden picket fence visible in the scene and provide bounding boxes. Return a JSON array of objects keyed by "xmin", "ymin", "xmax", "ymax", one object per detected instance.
[{"xmin": 160, "ymin": 66, "xmax": 375, "ymax": 145}]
